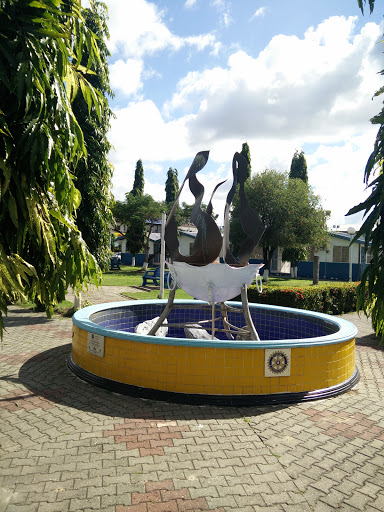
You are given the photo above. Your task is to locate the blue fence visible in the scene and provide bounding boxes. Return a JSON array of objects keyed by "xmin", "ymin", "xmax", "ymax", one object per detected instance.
[
  {"xmin": 120, "ymin": 253, "xmax": 368, "ymax": 281},
  {"xmin": 297, "ymin": 261, "xmax": 369, "ymax": 281},
  {"xmin": 121, "ymin": 253, "xmax": 146, "ymax": 266}
]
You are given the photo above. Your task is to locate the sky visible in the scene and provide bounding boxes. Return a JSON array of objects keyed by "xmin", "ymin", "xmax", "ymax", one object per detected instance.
[{"xmin": 87, "ymin": 0, "xmax": 383, "ymax": 228}]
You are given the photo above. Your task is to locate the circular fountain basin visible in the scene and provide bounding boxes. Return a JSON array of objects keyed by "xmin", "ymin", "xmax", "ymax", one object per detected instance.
[{"xmin": 69, "ymin": 300, "xmax": 359, "ymax": 406}]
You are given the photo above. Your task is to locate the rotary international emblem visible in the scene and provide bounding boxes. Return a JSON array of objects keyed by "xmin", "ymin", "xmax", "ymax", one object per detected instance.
[{"xmin": 267, "ymin": 351, "xmax": 289, "ymax": 374}]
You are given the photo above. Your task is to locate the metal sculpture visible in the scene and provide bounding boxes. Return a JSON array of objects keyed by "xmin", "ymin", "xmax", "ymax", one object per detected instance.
[
  {"xmin": 149, "ymin": 150, "xmax": 266, "ymax": 340},
  {"xmin": 166, "ymin": 150, "xmax": 264, "ymax": 266}
]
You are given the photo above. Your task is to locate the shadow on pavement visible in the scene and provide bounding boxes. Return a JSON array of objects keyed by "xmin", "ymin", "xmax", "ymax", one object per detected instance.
[{"xmin": 17, "ymin": 344, "xmax": 293, "ymax": 420}]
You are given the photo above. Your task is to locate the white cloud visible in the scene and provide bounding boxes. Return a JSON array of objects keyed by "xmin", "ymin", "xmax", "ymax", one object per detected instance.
[
  {"xmin": 250, "ymin": 7, "xmax": 266, "ymax": 21},
  {"xmin": 109, "ymin": 100, "xmax": 196, "ymax": 200},
  {"xmin": 211, "ymin": 0, "xmax": 232, "ymax": 27},
  {"xmin": 184, "ymin": 0, "xmax": 198, "ymax": 7},
  {"xmin": 107, "ymin": 12, "xmax": 383, "ymax": 228},
  {"xmin": 307, "ymin": 132, "xmax": 377, "ymax": 225},
  {"xmin": 105, "ymin": 0, "xmax": 219, "ymax": 58},
  {"xmin": 109, "ymin": 58, "xmax": 144, "ymax": 97},
  {"xmin": 164, "ymin": 16, "xmax": 381, "ymax": 146}
]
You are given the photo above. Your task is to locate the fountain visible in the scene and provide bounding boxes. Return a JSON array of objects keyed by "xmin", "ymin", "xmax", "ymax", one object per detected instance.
[{"xmin": 69, "ymin": 151, "xmax": 359, "ymax": 405}]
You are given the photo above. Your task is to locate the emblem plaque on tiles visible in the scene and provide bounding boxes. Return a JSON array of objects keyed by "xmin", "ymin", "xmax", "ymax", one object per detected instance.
[
  {"xmin": 265, "ymin": 348, "xmax": 291, "ymax": 377},
  {"xmin": 87, "ymin": 332, "xmax": 105, "ymax": 357}
]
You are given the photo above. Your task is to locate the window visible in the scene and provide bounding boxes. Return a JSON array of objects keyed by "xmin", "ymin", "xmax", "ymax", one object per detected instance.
[
  {"xmin": 333, "ymin": 246, "xmax": 349, "ymax": 263},
  {"xmin": 189, "ymin": 242, "xmax": 194, "ymax": 256}
]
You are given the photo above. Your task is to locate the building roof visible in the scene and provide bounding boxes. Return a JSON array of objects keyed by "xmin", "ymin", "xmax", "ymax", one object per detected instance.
[
  {"xmin": 179, "ymin": 230, "xmax": 197, "ymax": 239},
  {"xmin": 330, "ymin": 231, "xmax": 366, "ymax": 245}
]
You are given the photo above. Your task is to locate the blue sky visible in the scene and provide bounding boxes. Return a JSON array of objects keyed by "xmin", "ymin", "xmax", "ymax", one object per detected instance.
[{"xmin": 87, "ymin": 0, "xmax": 383, "ymax": 227}]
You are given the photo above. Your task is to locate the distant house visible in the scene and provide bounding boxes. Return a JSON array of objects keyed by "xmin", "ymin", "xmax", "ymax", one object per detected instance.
[
  {"xmin": 298, "ymin": 229, "xmax": 371, "ymax": 281},
  {"xmin": 248, "ymin": 245, "xmax": 290, "ymax": 275},
  {"xmin": 115, "ymin": 221, "xmax": 200, "ymax": 266}
]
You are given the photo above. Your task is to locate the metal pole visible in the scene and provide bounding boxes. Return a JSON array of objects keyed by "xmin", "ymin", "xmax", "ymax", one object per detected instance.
[{"xmin": 158, "ymin": 211, "xmax": 166, "ymax": 299}]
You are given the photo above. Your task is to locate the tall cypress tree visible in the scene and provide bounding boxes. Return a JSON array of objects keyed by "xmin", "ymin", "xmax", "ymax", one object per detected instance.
[
  {"xmin": 131, "ymin": 159, "xmax": 145, "ymax": 197},
  {"xmin": 165, "ymin": 167, "xmax": 179, "ymax": 204},
  {"xmin": 289, "ymin": 150, "xmax": 308, "ymax": 183},
  {"xmin": 240, "ymin": 142, "xmax": 252, "ymax": 180}
]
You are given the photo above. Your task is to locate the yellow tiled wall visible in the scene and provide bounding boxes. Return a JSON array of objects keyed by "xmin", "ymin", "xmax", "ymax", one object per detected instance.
[{"xmin": 72, "ymin": 326, "xmax": 355, "ymax": 395}]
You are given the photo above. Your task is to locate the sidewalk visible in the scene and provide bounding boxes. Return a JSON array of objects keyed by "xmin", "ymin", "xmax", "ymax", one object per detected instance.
[{"xmin": 1, "ymin": 290, "xmax": 384, "ymax": 512}]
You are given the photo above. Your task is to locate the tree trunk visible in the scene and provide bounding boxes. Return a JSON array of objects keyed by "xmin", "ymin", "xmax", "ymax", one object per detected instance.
[
  {"xmin": 132, "ymin": 254, "xmax": 136, "ymax": 267},
  {"xmin": 142, "ymin": 228, "xmax": 152, "ymax": 270},
  {"xmin": 313, "ymin": 255, "xmax": 320, "ymax": 285},
  {"xmin": 262, "ymin": 246, "xmax": 275, "ymax": 282}
]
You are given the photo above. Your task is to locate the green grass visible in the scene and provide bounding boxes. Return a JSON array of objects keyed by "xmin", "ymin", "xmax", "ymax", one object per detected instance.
[
  {"xmin": 14, "ymin": 266, "xmax": 349, "ymax": 317},
  {"xmin": 15, "ymin": 298, "xmax": 75, "ymax": 316},
  {"xmin": 100, "ymin": 266, "xmax": 343, "ymax": 301},
  {"xmin": 102, "ymin": 266, "xmax": 340, "ymax": 289},
  {"xmin": 101, "ymin": 265, "xmax": 193, "ymax": 300},
  {"xmin": 100, "ymin": 265, "xmax": 144, "ymax": 286},
  {"xmin": 121, "ymin": 288, "xmax": 193, "ymax": 301}
]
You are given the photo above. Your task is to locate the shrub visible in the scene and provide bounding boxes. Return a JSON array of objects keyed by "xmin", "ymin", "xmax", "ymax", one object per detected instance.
[{"xmin": 245, "ymin": 283, "xmax": 358, "ymax": 315}]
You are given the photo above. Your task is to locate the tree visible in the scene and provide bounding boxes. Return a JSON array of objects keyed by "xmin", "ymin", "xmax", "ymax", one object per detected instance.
[
  {"xmin": 71, "ymin": 1, "xmax": 114, "ymax": 271},
  {"xmin": 113, "ymin": 160, "xmax": 146, "ymax": 265},
  {"xmin": 289, "ymin": 150, "xmax": 308, "ymax": 183},
  {"xmin": 165, "ymin": 167, "xmax": 179, "ymax": 204},
  {"xmin": 347, "ymin": 0, "xmax": 384, "ymax": 342},
  {"xmin": 284, "ymin": 149, "xmax": 310, "ymax": 277},
  {"xmin": 113, "ymin": 195, "xmax": 163, "ymax": 269},
  {"xmin": 131, "ymin": 159, "xmax": 145, "ymax": 197},
  {"xmin": 240, "ymin": 142, "xmax": 252, "ymax": 181},
  {"xmin": 0, "ymin": 0, "xmax": 105, "ymax": 336},
  {"xmin": 229, "ymin": 170, "xmax": 329, "ymax": 273}
]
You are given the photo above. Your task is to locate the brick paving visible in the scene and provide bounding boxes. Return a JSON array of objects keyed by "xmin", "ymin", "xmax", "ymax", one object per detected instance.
[{"xmin": 1, "ymin": 290, "xmax": 384, "ymax": 511}]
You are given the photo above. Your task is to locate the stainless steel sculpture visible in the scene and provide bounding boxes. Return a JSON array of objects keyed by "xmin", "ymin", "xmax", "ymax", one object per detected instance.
[{"xmin": 149, "ymin": 150, "xmax": 265, "ymax": 340}]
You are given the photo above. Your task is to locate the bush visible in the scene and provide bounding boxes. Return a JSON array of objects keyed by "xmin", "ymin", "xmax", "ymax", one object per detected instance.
[{"xmin": 245, "ymin": 283, "xmax": 358, "ymax": 315}]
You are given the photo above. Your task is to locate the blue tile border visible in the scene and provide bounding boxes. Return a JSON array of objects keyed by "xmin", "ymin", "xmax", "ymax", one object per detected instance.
[{"xmin": 72, "ymin": 300, "xmax": 358, "ymax": 348}]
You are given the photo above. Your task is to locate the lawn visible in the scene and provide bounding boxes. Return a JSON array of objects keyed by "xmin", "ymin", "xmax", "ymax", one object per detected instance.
[
  {"xmin": 262, "ymin": 277, "xmax": 340, "ymax": 288},
  {"xmin": 20, "ymin": 265, "xmax": 347, "ymax": 314},
  {"xmin": 102, "ymin": 265, "xmax": 193, "ymax": 300},
  {"xmin": 101, "ymin": 265, "xmax": 342, "ymax": 301}
]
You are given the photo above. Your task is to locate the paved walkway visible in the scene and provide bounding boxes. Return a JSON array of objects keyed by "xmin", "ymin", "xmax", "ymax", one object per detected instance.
[
  {"xmin": 65, "ymin": 285, "xmax": 142, "ymax": 305},
  {"xmin": 1, "ymin": 290, "xmax": 384, "ymax": 512}
]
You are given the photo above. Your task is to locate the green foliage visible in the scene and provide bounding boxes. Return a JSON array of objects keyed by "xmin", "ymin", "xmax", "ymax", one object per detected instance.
[
  {"xmin": 165, "ymin": 167, "xmax": 179, "ymax": 204},
  {"xmin": 71, "ymin": 1, "xmax": 114, "ymax": 271},
  {"xmin": 282, "ymin": 246, "xmax": 308, "ymax": 265},
  {"xmin": 289, "ymin": 150, "xmax": 308, "ymax": 183},
  {"xmin": 113, "ymin": 194, "xmax": 163, "ymax": 262},
  {"xmin": 246, "ymin": 283, "xmax": 358, "ymax": 315},
  {"xmin": 358, "ymin": 0, "xmax": 375, "ymax": 14},
  {"xmin": 347, "ymin": 0, "xmax": 383, "ymax": 343},
  {"xmin": 229, "ymin": 170, "xmax": 329, "ymax": 270},
  {"xmin": 131, "ymin": 159, "xmax": 145, "ymax": 197},
  {"xmin": 0, "ymin": 0, "xmax": 104, "ymax": 336},
  {"xmin": 240, "ymin": 142, "xmax": 251, "ymax": 180},
  {"xmin": 173, "ymin": 201, "xmax": 211, "ymax": 225}
]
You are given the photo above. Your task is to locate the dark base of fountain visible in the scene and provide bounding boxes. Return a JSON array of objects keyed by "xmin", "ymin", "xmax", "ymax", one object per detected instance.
[{"xmin": 68, "ymin": 355, "xmax": 359, "ymax": 407}]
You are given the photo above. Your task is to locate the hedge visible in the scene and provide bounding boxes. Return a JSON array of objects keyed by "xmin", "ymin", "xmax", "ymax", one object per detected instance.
[{"xmin": 245, "ymin": 283, "xmax": 358, "ymax": 315}]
